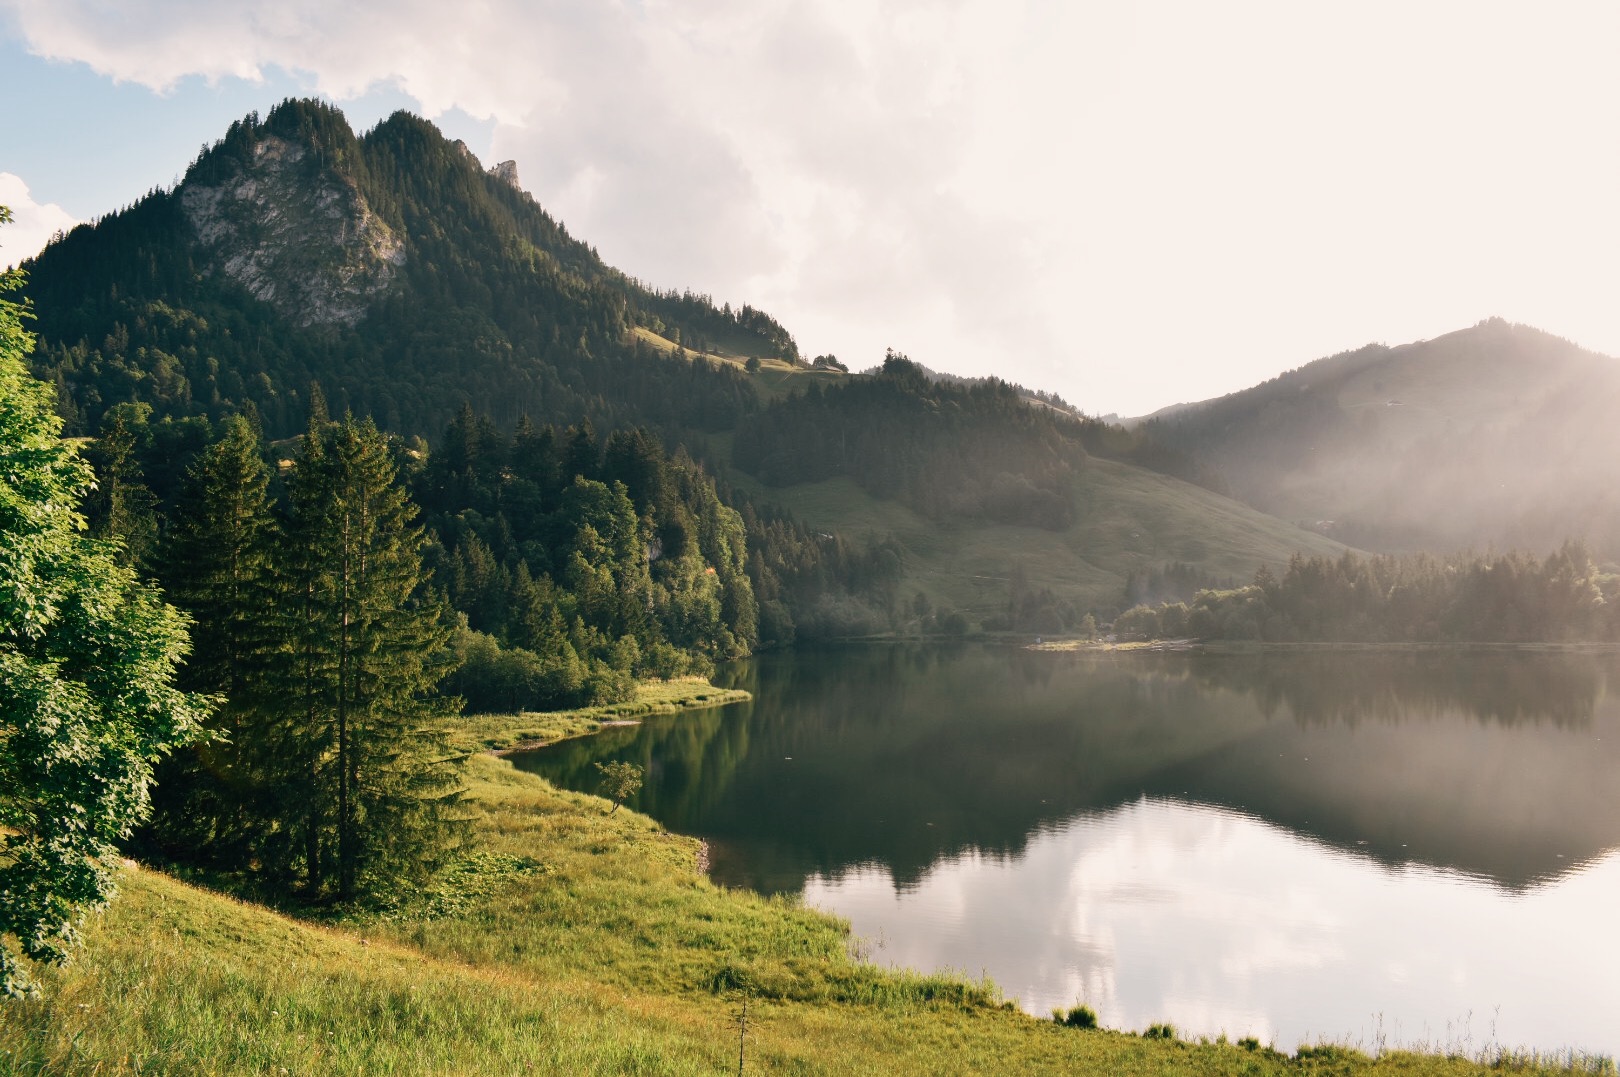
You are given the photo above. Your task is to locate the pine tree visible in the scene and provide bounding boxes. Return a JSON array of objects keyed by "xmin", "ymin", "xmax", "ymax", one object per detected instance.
[
  {"xmin": 163, "ymin": 415, "xmax": 275, "ymax": 696},
  {"xmin": 273, "ymin": 416, "xmax": 464, "ymax": 901},
  {"xmin": 144, "ymin": 414, "xmax": 277, "ymax": 864},
  {"xmin": 83, "ymin": 405, "xmax": 160, "ymax": 566}
]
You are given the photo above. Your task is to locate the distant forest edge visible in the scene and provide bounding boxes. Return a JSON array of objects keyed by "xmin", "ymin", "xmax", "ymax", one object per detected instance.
[
  {"xmin": 1114, "ymin": 545, "xmax": 1620, "ymax": 645},
  {"xmin": 15, "ymin": 96, "xmax": 1620, "ymax": 659}
]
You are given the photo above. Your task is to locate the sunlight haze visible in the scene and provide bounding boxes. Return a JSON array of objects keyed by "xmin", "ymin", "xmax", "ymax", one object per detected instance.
[{"xmin": 3, "ymin": 0, "xmax": 1617, "ymax": 415}]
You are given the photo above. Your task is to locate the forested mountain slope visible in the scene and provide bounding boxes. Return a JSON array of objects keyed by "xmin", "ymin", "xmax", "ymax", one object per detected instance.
[
  {"xmin": 21, "ymin": 98, "xmax": 794, "ymax": 439},
  {"xmin": 723, "ymin": 356, "xmax": 1348, "ymax": 626},
  {"xmin": 1138, "ymin": 320, "xmax": 1620, "ymax": 555},
  {"xmin": 19, "ymin": 97, "xmax": 1357, "ymax": 635}
]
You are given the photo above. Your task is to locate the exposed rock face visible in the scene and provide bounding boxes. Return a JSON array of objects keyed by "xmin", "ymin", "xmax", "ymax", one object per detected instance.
[
  {"xmin": 489, "ymin": 160, "xmax": 521, "ymax": 189},
  {"xmin": 180, "ymin": 135, "xmax": 404, "ymax": 328}
]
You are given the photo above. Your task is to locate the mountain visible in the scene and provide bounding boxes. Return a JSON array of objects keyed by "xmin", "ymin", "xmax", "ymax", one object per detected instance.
[
  {"xmin": 21, "ymin": 98, "xmax": 796, "ymax": 440},
  {"xmin": 1137, "ymin": 320, "xmax": 1620, "ymax": 556},
  {"xmin": 718, "ymin": 354, "xmax": 1348, "ymax": 622},
  {"xmin": 17, "ymin": 98, "xmax": 1352, "ymax": 632}
]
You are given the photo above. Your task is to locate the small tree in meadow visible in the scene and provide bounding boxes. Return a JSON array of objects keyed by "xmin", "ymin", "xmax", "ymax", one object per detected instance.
[{"xmin": 594, "ymin": 760, "xmax": 644, "ymax": 814}]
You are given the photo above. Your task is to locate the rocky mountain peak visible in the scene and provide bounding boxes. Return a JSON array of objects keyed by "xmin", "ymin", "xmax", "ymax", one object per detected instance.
[
  {"xmin": 179, "ymin": 130, "xmax": 404, "ymax": 328},
  {"xmin": 489, "ymin": 160, "xmax": 521, "ymax": 189}
]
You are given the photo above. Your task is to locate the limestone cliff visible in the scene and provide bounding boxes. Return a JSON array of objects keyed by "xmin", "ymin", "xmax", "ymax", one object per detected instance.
[
  {"xmin": 180, "ymin": 134, "xmax": 404, "ymax": 328},
  {"xmin": 489, "ymin": 160, "xmax": 521, "ymax": 189}
]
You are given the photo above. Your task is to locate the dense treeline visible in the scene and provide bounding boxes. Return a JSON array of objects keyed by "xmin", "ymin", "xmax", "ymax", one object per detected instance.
[
  {"xmin": 733, "ymin": 352, "xmax": 1222, "ymax": 530},
  {"xmin": 21, "ymin": 99, "xmax": 771, "ymax": 440},
  {"xmin": 728, "ymin": 491, "xmax": 906, "ymax": 641},
  {"xmin": 638, "ymin": 289, "xmax": 799, "ymax": 362},
  {"xmin": 414, "ymin": 406, "xmax": 758, "ymax": 711},
  {"xmin": 734, "ymin": 353, "xmax": 1090, "ymax": 529},
  {"xmin": 1114, "ymin": 545, "xmax": 1620, "ymax": 643},
  {"xmin": 141, "ymin": 410, "xmax": 463, "ymax": 902},
  {"xmin": 416, "ymin": 404, "xmax": 910, "ymax": 665}
]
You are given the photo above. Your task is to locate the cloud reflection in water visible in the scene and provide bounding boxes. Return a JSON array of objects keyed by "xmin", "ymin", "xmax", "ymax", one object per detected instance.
[{"xmin": 805, "ymin": 797, "xmax": 1620, "ymax": 1055}]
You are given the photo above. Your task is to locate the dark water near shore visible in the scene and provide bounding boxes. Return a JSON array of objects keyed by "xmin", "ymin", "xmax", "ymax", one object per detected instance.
[{"xmin": 513, "ymin": 644, "xmax": 1620, "ymax": 1056}]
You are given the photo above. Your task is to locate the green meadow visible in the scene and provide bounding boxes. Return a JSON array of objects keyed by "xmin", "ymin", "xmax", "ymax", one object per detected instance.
[
  {"xmin": 713, "ymin": 434, "xmax": 1352, "ymax": 621},
  {"xmin": 2, "ymin": 695, "xmax": 1611, "ymax": 1076}
]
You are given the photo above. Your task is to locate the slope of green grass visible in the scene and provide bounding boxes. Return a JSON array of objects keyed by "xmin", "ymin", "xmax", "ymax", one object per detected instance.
[
  {"xmin": 450, "ymin": 677, "xmax": 751, "ymax": 753},
  {"xmin": 5, "ymin": 750, "xmax": 1604, "ymax": 1075},
  {"xmin": 630, "ymin": 326, "xmax": 848, "ymax": 401},
  {"xmin": 716, "ymin": 434, "xmax": 1352, "ymax": 620}
]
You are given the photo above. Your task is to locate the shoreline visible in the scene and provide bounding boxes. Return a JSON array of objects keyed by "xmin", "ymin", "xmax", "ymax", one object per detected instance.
[
  {"xmin": 452, "ymin": 678, "xmax": 752, "ymax": 756},
  {"xmin": 1027, "ymin": 638, "xmax": 1620, "ymax": 655}
]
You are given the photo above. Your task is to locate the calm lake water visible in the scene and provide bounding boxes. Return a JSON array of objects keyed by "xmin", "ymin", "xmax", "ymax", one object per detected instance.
[{"xmin": 513, "ymin": 644, "xmax": 1620, "ymax": 1057}]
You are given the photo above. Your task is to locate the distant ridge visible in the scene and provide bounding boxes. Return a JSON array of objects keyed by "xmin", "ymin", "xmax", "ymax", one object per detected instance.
[
  {"xmin": 1138, "ymin": 319, "xmax": 1620, "ymax": 554},
  {"xmin": 15, "ymin": 96, "xmax": 1360, "ymax": 624}
]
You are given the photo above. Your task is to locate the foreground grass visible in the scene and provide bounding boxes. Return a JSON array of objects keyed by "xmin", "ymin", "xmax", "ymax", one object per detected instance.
[
  {"xmin": 447, "ymin": 676, "xmax": 750, "ymax": 753},
  {"xmin": 2, "ymin": 728, "xmax": 1611, "ymax": 1073}
]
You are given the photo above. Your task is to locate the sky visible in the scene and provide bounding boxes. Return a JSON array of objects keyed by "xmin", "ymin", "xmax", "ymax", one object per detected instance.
[{"xmin": 3, "ymin": 1, "xmax": 1620, "ymax": 418}]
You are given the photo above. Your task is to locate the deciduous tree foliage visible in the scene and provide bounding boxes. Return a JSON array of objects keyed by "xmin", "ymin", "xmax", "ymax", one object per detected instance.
[{"xmin": 0, "ymin": 209, "xmax": 210, "ymax": 995}]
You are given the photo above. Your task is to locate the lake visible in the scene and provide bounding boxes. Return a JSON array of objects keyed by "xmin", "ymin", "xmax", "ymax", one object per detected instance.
[{"xmin": 513, "ymin": 644, "xmax": 1620, "ymax": 1058}]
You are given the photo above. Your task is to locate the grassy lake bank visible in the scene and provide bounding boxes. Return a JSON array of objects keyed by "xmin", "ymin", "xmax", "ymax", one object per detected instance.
[
  {"xmin": 2, "ymin": 681, "xmax": 1611, "ymax": 1075},
  {"xmin": 451, "ymin": 676, "xmax": 752, "ymax": 754}
]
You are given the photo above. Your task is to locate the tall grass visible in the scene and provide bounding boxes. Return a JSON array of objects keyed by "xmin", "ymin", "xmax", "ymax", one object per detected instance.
[{"xmin": 2, "ymin": 748, "xmax": 1611, "ymax": 1074}]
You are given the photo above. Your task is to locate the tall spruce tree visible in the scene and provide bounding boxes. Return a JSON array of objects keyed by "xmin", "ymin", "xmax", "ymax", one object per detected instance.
[
  {"xmin": 144, "ymin": 414, "xmax": 277, "ymax": 864},
  {"xmin": 273, "ymin": 415, "xmax": 464, "ymax": 901},
  {"xmin": 163, "ymin": 415, "xmax": 275, "ymax": 697}
]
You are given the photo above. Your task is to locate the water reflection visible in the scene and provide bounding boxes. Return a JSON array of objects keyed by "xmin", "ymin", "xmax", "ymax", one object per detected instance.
[
  {"xmin": 513, "ymin": 645, "xmax": 1620, "ymax": 1053},
  {"xmin": 807, "ymin": 800, "xmax": 1620, "ymax": 1054}
]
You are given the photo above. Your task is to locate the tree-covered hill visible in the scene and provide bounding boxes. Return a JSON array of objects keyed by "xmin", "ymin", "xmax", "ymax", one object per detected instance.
[
  {"xmin": 21, "ymin": 98, "xmax": 794, "ymax": 440},
  {"xmin": 17, "ymin": 98, "xmax": 1369, "ymax": 639},
  {"xmin": 1137, "ymin": 320, "xmax": 1620, "ymax": 555}
]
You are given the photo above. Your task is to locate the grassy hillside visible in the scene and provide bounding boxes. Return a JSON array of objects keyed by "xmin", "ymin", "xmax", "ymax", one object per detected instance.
[
  {"xmin": 1140, "ymin": 320, "xmax": 1620, "ymax": 555},
  {"xmin": 630, "ymin": 326, "xmax": 848, "ymax": 401},
  {"xmin": 3, "ymin": 746, "xmax": 1600, "ymax": 1075},
  {"xmin": 718, "ymin": 436, "xmax": 1350, "ymax": 622}
]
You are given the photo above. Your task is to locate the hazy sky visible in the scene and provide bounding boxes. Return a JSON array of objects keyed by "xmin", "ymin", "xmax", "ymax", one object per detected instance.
[{"xmin": 3, "ymin": 1, "xmax": 1619, "ymax": 417}]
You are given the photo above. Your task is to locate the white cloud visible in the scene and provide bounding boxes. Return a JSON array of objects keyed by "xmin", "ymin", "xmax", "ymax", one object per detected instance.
[
  {"xmin": 0, "ymin": 173, "xmax": 79, "ymax": 268},
  {"xmin": 7, "ymin": 0, "xmax": 1620, "ymax": 412},
  {"xmin": 0, "ymin": 0, "xmax": 1061, "ymax": 381}
]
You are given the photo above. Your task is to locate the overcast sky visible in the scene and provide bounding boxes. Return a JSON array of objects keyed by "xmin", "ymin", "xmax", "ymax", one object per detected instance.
[{"xmin": 4, "ymin": 1, "xmax": 1619, "ymax": 417}]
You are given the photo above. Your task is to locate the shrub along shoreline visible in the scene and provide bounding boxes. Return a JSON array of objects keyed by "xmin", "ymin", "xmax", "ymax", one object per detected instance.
[{"xmin": 1, "ymin": 686, "xmax": 1612, "ymax": 1075}]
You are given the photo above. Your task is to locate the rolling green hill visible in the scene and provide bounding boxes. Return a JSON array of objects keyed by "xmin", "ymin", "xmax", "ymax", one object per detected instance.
[
  {"xmin": 17, "ymin": 97, "xmax": 1363, "ymax": 637},
  {"xmin": 1138, "ymin": 320, "xmax": 1620, "ymax": 556},
  {"xmin": 717, "ymin": 438, "xmax": 1350, "ymax": 624}
]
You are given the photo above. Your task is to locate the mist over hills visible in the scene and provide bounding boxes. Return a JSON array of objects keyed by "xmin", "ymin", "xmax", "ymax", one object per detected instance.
[
  {"xmin": 12, "ymin": 97, "xmax": 1362, "ymax": 631},
  {"xmin": 1137, "ymin": 320, "xmax": 1620, "ymax": 557}
]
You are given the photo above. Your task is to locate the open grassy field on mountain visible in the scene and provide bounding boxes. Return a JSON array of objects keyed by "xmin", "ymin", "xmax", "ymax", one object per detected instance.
[
  {"xmin": 1, "ymin": 750, "xmax": 1595, "ymax": 1076},
  {"xmin": 718, "ymin": 436, "xmax": 1350, "ymax": 622}
]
